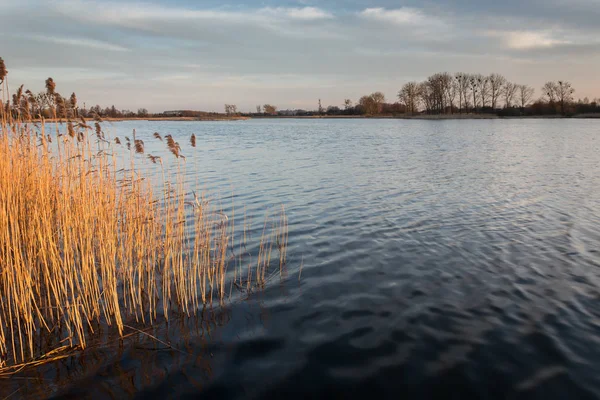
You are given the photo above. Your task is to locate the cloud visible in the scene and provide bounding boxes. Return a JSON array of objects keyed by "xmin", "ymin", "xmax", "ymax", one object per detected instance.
[
  {"xmin": 260, "ymin": 7, "xmax": 333, "ymax": 20},
  {"xmin": 26, "ymin": 34, "xmax": 129, "ymax": 52},
  {"xmin": 359, "ymin": 7, "xmax": 436, "ymax": 26},
  {"xmin": 54, "ymin": 1, "xmax": 333, "ymax": 29},
  {"xmin": 2, "ymin": 0, "xmax": 600, "ymax": 110},
  {"xmin": 487, "ymin": 30, "xmax": 571, "ymax": 50}
]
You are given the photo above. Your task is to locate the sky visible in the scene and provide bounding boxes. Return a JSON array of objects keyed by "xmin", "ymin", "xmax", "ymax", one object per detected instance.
[{"xmin": 1, "ymin": 0, "xmax": 599, "ymax": 112}]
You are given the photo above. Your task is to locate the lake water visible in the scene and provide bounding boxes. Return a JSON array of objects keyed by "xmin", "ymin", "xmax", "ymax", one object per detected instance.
[{"xmin": 11, "ymin": 119, "xmax": 600, "ymax": 399}]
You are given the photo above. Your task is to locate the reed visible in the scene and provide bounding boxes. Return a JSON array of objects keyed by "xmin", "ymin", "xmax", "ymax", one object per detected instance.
[{"xmin": 0, "ymin": 60, "xmax": 288, "ymax": 371}]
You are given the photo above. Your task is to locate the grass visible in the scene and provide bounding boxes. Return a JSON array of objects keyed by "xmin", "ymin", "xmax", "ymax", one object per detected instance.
[{"xmin": 0, "ymin": 59, "xmax": 288, "ymax": 371}]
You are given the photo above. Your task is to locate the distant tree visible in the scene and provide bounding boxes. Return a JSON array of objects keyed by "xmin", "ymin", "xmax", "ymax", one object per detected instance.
[
  {"xmin": 137, "ymin": 108, "xmax": 149, "ymax": 117},
  {"xmin": 502, "ymin": 82, "xmax": 518, "ymax": 108},
  {"xmin": 488, "ymin": 73, "xmax": 506, "ymax": 110},
  {"xmin": 517, "ymin": 84, "xmax": 535, "ymax": 111},
  {"xmin": 542, "ymin": 81, "xmax": 558, "ymax": 104},
  {"xmin": 476, "ymin": 75, "xmax": 490, "ymax": 109},
  {"xmin": 263, "ymin": 104, "xmax": 277, "ymax": 115},
  {"xmin": 318, "ymin": 99, "xmax": 324, "ymax": 115},
  {"xmin": 469, "ymin": 74, "xmax": 479, "ymax": 111},
  {"xmin": 556, "ymin": 81, "xmax": 575, "ymax": 115},
  {"xmin": 398, "ymin": 81, "xmax": 421, "ymax": 114},
  {"xmin": 455, "ymin": 73, "xmax": 471, "ymax": 113},
  {"xmin": 256, "ymin": 105, "xmax": 262, "ymax": 114},
  {"xmin": 224, "ymin": 104, "xmax": 238, "ymax": 115},
  {"xmin": 419, "ymin": 82, "xmax": 434, "ymax": 113},
  {"xmin": 358, "ymin": 92, "xmax": 385, "ymax": 115},
  {"xmin": 343, "ymin": 99, "xmax": 353, "ymax": 110},
  {"xmin": 326, "ymin": 105, "xmax": 341, "ymax": 115}
]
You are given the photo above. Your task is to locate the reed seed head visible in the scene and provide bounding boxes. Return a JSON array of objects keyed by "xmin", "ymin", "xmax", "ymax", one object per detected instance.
[
  {"xmin": 45, "ymin": 77, "xmax": 56, "ymax": 95},
  {"xmin": 0, "ymin": 57, "xmax": 7, "ymax": 83},
  {"xmin": 190, "ymin": 134, "xmax": 196, "ymax": 147},
  {"xmin": 134, "ymin": 139, "xmax": 144, "ymax": 154}
]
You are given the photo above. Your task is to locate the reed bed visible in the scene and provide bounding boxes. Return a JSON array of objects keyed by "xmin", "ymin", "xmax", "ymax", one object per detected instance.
[{"xmin": 0, "ymin": 59, "xmax": 288, "ymax": 371}]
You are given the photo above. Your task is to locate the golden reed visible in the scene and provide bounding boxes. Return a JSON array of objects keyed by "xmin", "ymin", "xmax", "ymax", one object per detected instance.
[{"xmin": 0, "ymin": 58, "xmax": 288, "ymax": 371}]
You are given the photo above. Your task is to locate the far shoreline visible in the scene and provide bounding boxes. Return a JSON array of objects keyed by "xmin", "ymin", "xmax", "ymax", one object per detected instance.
[{"xmin": 34, "ymin": 113, "xmax": 600, "ymax": 123}]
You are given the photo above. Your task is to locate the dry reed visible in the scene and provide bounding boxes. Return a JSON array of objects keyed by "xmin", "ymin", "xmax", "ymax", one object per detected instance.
[{"xmin": 0, "ymin": 61, "xmax": 288, "ymax": 371}]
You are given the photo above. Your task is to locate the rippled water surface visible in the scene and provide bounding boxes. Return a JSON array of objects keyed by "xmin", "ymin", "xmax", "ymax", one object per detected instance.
[{"xmin": 11, "ymin": 119, "xmax": 600, "ymax": 399}]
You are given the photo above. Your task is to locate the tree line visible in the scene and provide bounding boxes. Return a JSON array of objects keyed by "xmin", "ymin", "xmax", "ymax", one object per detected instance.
[
  {"xmin": 2, "ymin": 68, "xmax": 598, "ymax": 120},
  {"xmin": 246, "ymin": 73, "xmax": 599, "ymax": 118}
]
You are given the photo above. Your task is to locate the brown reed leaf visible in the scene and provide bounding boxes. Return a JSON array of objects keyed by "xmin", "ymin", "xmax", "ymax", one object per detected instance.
[
  {"xmin": 190, "ymin": 133, "xmax": 196, "ymax": 147},
  {"xmin": 153, "ymin": 132, "xmax": 162, "ymax": 141},
  {"xmin": 147, "ymin": 154, "xmax": 161, "ymax": 164},
  {"xmin": 114, "ymin": 137, "xmax": 121, "ymax": 145}
]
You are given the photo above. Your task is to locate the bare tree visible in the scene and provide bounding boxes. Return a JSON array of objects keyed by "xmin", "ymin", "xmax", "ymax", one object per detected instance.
[
  {"xmin": 556, "ymin": 81, "xmax": 575, "ymax": 115},
  {"xmin": 542, "ymin": 81, "xmax": 558, "ymax": 104},
  {"xmin": 502, "ymin": 82, "xmax": 518, "ymax": 108},
  {"xmin": 256, "ymin": 105, "xmax": 262, "ymax": 114},
  {"xmin": 263, "ymin": 104, "xmax": 277, "ymax": 115},
  {"xmin": 318, "ymin": 99, "xmax": 324, "ymax": 115},
  {"xmin": 419, "ymin": 82, "xmax": 434, "ymax": 114},
  {"xmin": 445, "ymin": 76, "xmax": 458, "ymax": 114},
  {"xmin": 359, "ymin": 92, "xmax": 386, "ymax": 115},
  {"xmin": 469, "ymin": 74, "xmax": 479, "ymax": 111},
  {"xmin": 398, "ymin": 82, "xmax": 420, "ymax": 114},
  {"xmin": 343, "ymin": 99, "xmax": 353, "ymax": 110},
  {"xmin": 224, "ymin": 104, "xmax": 238, "ymax": 115},
  {"xmin": 455, "ymin": 73, "xmax": 471, "ymax": 113},
  {"xmin": 517, "ymin": 85, "xmax": 535, "ymax": 110},
  {"xmin": 488, "ymin": 73, "xmax": 506, "ymax": 110},
  {"xmin": 476, "ymin": 75, "xmax": 490, "ymax": 109}
]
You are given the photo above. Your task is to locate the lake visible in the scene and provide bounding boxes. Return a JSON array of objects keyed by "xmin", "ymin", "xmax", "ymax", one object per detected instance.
[{"xmin": 11, "ymin": 119, "xmax": 600, "ymax": 399}]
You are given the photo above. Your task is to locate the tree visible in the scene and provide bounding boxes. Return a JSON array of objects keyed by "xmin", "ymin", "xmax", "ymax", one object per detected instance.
[
  {"xmin": 469, "ymin": 74, "xmax": 479, "ymax": 111},
  {"xmin": 398, "ymin": 82, "xmax": 420, "ymax": 114},
  {"xmin": 256, "ymin": 105, "xmax": 262, "ymax": 114},
  {"xmin": 488, "ymin": 73, "xmax": 506, "ymax": 110},
  {"xmin": 224, "ymin": 104, "xmax": 238, "ymax": 115},
  {"xmin": 326, "ymin": 105, "xmax": 341, "ymax": 115},
  {"xmin": 137, "ymin": 108, "xmax": 148, "ymax": 117},
  {"xmin": 517, "ymin": 85, "xmax": 535, "ymax": 110},
  {"xmin": 542, "ymin": 81, "xmax": 558, "ymax": 104},
  {"xmin": 358, "ymin": 92, "xmax": 385, "ymax": 115},
  {"xmin": 263, "ymin": 104, "xmax": 277, "ymax": 115},
  {"xmin": 556, "ymin": 81, "xmax": 574, "ymax": 115},
  {"xmin": 476, "ymin": 75, "xmax": 490, "ymax": 109},
  {"xmin": 455, "ymin": 73, "xmax": 471, "ymax": 113},
  {"xmin": 318, "ymin": 99, "xmax": 324, "ymax": 115},
  {"xmin": 502, "ymin": 82, "xmax": 518, "ymax": 108},
  {"xmin": 419, "ymin": 82, "xmax": 434, "ymax": 113},
  {"xmin": 343, "ymin": 99, "xmax": 353, "ymax": 110}
]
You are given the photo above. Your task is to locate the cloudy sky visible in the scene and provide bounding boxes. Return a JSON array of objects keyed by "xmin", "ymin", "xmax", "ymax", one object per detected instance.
[{"xmin": 1, "ymin": 0, "xmax": 599, "ymax": 112}]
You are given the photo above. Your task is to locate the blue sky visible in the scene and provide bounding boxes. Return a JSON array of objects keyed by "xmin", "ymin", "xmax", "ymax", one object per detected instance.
[{"xmin": 1, "ymin": 0, "xmax": 599, "ymax": 112}]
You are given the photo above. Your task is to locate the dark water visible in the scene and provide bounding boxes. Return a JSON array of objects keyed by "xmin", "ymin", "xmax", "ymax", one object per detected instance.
[{"xmin": 8, "ymin": 119, "xmax": 600, "ymax": 399}]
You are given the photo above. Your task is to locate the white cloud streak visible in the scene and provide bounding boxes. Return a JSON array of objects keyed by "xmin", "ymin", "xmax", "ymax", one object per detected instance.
[
  {"xmin": 487, "ymin": 30, "xmax": 571, "ymax": 50},
  {"xmin": 359, "ymin": 7, "xmax": 437, "ymax": 26},
  {"xmin": 27, "ymin": 34, "xmax": 129, "ymax": 52},
  {"xmin": 54, "ymin": 1, "xmax": 333, "ymax": 28}
]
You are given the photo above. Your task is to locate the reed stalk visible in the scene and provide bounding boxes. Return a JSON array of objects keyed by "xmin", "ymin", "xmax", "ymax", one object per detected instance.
[{"xmin": 0, "ymin": 61, "xmax": 288, "ymax": 371}]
